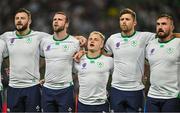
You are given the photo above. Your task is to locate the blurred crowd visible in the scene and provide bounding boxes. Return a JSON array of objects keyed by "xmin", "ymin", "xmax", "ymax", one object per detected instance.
[{"xmin": 0, "ymin": 0, "xmax": 179, "ymax": 38}]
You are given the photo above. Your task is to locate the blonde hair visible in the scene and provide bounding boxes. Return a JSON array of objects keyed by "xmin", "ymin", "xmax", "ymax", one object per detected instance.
[{"xmin": 89, "ymin": 31, "xmax": 105, "ymax": 40}]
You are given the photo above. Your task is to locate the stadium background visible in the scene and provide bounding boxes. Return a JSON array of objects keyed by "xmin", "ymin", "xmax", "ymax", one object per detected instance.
[
  {"xmin": 0, "ymin": 0, "xmax": 179, "ymax": 112},
  {"xmin": 0, "ymin": 0, "xmax": 179, "ymax": 38}
]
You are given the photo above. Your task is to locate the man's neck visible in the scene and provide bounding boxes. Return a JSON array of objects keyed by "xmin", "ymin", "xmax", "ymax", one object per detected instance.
[
  {"xmin": 54, "ymin": 31, "xmax": 68, "ymax": 40},
  {"xmin": 87, "ymin": 50, "xmax": 101, "ymax": 58},
  {"xmin": 159, "ymin": 33, "xmax": 174, "ymax": 42},
  {"xmin": 16, "ymin": 28, "xmax": 31, "ymax": 36},
  {"xmin": 121, "ymin": 29, "xmax": 135, "ymax": 37}
]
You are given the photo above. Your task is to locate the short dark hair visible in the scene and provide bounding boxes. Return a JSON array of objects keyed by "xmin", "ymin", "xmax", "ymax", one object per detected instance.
[
  {"xmin": 54, "ymin": 11, "xmax": 69, "ymax": 23},
  {"xmin": 119, "ymin": 8, "xmax": 136, "ymax": 21},
  {"xmin": 15, "ymin": 8, "xmax": 31, "ymax": 19},
  {"xmin": 157, "ymin": 14, "xmax": 174, "ymax": 25}
]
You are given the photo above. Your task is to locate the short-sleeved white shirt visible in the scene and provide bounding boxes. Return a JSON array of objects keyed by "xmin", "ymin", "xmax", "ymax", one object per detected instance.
[
  {"xmin": 146, "ymin": 38, "xmax": 180, "ymax": 99},
  {"xmin": 105, "ymin": 31, "xmax": 155, "ymax": 91},
  {"xmin": 0, "ymin": 30, "xmax": 50, "ymax": 88},
  {"xmin": 74, "ymin": 54, "xmax": 113, "ymax": 105},
  {"xmin": 40, "ymin": 35, "xmax": 80, "ymax": 89}
]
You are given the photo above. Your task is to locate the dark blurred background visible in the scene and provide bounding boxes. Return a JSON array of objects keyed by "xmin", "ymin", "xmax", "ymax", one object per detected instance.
[{"xmin": 0, "ymin": 0, "xmax": 179, "ymax": 38}]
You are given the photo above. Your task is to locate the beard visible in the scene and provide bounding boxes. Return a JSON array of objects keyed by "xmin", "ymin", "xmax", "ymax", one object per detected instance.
[
  {"xmin": 120, "ymin": 25, "xmax": 131, "ymax": 33},
  {"xmin": 156, "ymin": 29, "xmax": 170, "ymax": 39},
  {"xmin": 53, "ymin": 24, "xmax": 65, "ymax": 33},
  {"xmin": 15, "ymin": 22, "xmax": 28, "ymax": 32}
]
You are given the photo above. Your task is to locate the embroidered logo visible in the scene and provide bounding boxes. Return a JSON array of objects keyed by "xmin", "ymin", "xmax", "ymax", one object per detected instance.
[
  {"xmin": 167, "ymin": 47, "xmax": 174, "ymax": 54},
  {"xmin": 82, "ymin": 62, "xmax": 87, "ymax": 69},
  {"xmin": 160, "ymin": 44, "xmax": 164, "ymax": 48},
  {"xmin": 150, "ymin": 48, "xmax": 155, "ymax": 55},
  {"xmin": 26, "ymin": 38, "xmax": 32, "ymax": 43},
  {"xmin": 55, "ymin": 41, "xmax": 60, "ymax": 45},
  {"xmin": 116, "ymin": 42, "xmax": 120, "ymax": 48},
  {"xmin": 46, "ymin": 45, "xmax": 51, "ymax": 51},
  {"xmin": 90, "ymin": 60, "xmax": 95, "ymax": 64},
  {"xmin": 123, "ymin": 38, "xmax": 128, "ymax": 42},
  {"xmin": 97, "ymin": 62, "xmax": 104, "ymax": 68},
  {"xmin": 63, "ymin": 45, "xmax": 69, "ymax": 51},
  {"xmin": 68, "ymin": 107, "xmax": 72, "ymax": 112},
  {"xmin": 131, "ymin": 40, "xmax": 137, "ymax": 47},
  {"xmin": 36, "ymin": 105, "xmax": 40, "ymax": 112},
  {"xmin": 10, "ymin": 38, "xmax": 16, "ymax": 45}
]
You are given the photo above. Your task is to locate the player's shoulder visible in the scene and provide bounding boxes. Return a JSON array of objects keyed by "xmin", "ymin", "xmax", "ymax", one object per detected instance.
[
  {"xmin": 68, "ymin": 35, "xmax": 80, "ymax": 45},
  {"xmin": 0, "ymin": 31, "xmax": 15, "ymax": 37},
  {"xmin": 109, "ymin": 33, "xmax": 121, "ymax": 39},
  {"xmin": 0, "ymin": 31, "xmax": 16, "ymax": 41},
  {"xmin": 41, "ymin": 34, "xmax": 53, "ymax": 41},
  {"xmin": 0, "ymin": 39, "xmax": 5, "ymax": 44},
  {"xmin": 173, "ymin": 37, "xmax": 180, "ymax": 45},
  {"xmin": 106, "ymin": 33, "xmax": 121, "ymax": 43},
  {"xmin": 147, "ymin": 38, "xmax": 158, "ymax": 45},
  {"xmin": 137, "ymin": 31, "xmax": 152, "ymax": 34},
  {"xmin": 69, "ymin": 35, "xmax": 79, "ymax": 41},
  {"xmin": 137, "ymin": 31, "xmax": 155, "ymax": 36},
  {"xmin": 101, "ymin": 54, "xmax": 113, "ymax": 61},
  {"xmin": 32, "ymin": 30, "xmax": 50, "ymax": 36}
]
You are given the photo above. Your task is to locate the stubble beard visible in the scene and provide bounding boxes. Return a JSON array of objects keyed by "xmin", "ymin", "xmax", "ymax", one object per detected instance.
[
  {"xmin": 120, "ymin": 25, "xmax": 131, "ymax": 33},
  {"xmin": 157, "ymin": 30, "xmax": 170, "ymax": 39},
  {"xmin": 53, "ymin": 25, "xmax": 65, "ymax": 33}
]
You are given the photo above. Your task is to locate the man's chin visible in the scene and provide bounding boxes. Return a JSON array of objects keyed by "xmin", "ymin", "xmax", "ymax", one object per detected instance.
[
  {"xmin": 16, "ymin": 26, "xmax": 25, "ymax": 31},
  {"xmin": 54, "ymin": 29, "xmax": 63, "ymax": 33},
  {"xmin": 157, "ymin": 35, "xmax": 166, "ymax": 39},
  {"xmin": 88, "ymin": 49, "xmax": 95, "ymax": 52},
  {"xmin": 16, "ymin": 28, "xmax": 24, "ymax": 32}
]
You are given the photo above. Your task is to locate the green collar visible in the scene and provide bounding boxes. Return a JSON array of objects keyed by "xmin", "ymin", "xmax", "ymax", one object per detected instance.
[
  {"xmin": 158, "ymin": 37, "xmax": 175, "ymax": 44},
  {"xmin": 121, "ymin": 31, "xmax": 136, "ymax": 38},
  {"xmin": 16, "ymin": 30, "xmax": 31, "ymax": 39},
  {"xmin": 86, "ymin": 54, "xmax": 102, "ymax": 60},
  {"xmin": 53, "ymin": 34, "xmax": 69, "ymax": 41}
]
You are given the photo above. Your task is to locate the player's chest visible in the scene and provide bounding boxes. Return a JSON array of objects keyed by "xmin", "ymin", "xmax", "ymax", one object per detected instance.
[
  {"xmin": 7, "ymin": 37, "xmax": 39, "ymax": 51},
  {"xmin": 147, "ymin": 43, "xmax": 179, "ymax": 62},
  {"xmin": 79, "ymin": 59, "xmax": 109, "ymax": 73},
  {"xmin": 44, "ymin": 42, "xmax": 76, "ymax": 57},
  {"xmin": 112, "ymin": 38, "xmax": 145, "ymax": 51}
]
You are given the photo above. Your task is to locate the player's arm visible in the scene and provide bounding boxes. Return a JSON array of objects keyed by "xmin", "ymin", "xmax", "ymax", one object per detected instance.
[
  {"xmin": 2, "ymin": 40, "xmax": 9, "ymax": 75},
  {"xmin": 143, "ymin": 59, "xmax": 150, "ymax": 96},
  {"xmin": 143, "ymin": 59, "xmax": 150, "ymax": 82},
  {"xmin": 73, "ymin": 35, "xmax": 87, "ymax": 62},
  {"xmin": 74, "ymin": 35, "xmax": 87, "ymax": 47},
  {"xmin": 3, "ymin": 57, "xmax": 9, "ymax": 75},
  {"xmin": 73, "ymin": 49, "xmax": 87, "ymax": 63},
  {"xmin": 39, "ymin": 57, "xmax": 45, "ymax": 85}
]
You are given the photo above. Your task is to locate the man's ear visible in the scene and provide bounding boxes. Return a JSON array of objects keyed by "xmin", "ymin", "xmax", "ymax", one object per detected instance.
[
  {"xmin": 134, "ymin": 20, "xmax": 137, "ymax": 26},
  {"xmin": 100, "ymin": 40, "xmax": 104, "ymax": 49},
  {"xmin": 66, "ymin": 22, "xmax": 69, "ymax": 28},
  {"xmin": 28, "ymin": 18, "xmax": 32, "ymax": 25}
]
